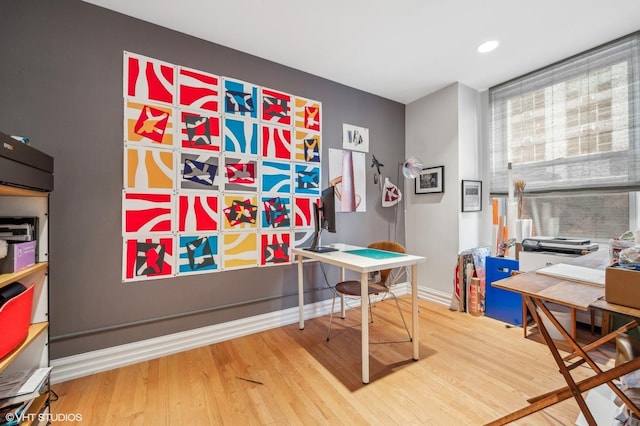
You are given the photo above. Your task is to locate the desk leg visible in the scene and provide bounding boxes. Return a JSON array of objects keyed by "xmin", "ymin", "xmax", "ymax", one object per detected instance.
[
  {"xmin": 411, "ymin": 264, "xmax": 419, "ymax": 360},
  {"xmin": 340, "ymin": 266, "xmax": 346, "ymax": 318},
  {"xmin": 361, "ymin": 271, "xmax": 369, "ymax": 384},
  {"xmin": 297, "ymin": 254, "xmax": 304, "ymax": 330}
]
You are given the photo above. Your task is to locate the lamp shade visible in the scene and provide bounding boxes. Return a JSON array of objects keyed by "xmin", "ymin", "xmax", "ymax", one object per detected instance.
[{"xmin": 401, "ymin": 156, "xmax": 424, "ymax": 179}]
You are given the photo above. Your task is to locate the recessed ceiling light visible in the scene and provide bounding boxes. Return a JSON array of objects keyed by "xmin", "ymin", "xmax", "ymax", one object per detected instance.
[{"xmin": 477, "ymin": 40, "xmax": 500, "ymax": 53}]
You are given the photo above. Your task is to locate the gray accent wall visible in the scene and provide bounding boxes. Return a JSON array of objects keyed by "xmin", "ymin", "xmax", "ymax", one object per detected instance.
[{"xmin": 0, "ymin": 0, "xmax": 406, "ymax": 358}]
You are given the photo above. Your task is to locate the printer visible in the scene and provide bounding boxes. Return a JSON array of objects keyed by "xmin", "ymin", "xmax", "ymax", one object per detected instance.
[
  {"xmin": 522, "ymin": 236, "xmax": 599, "ymax": 255},
  {"xmin": 0, "ymin": 131, "xmax": 53, "ymax": 192}
]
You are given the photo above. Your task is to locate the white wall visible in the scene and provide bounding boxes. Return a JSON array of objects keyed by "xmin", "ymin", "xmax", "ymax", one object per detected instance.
[
  {"xmin": 405, "ymin": 83, "xmax": 491, "ymax": 298},
  {"xmin": 405, "ymin": 84, "xmax": 460, "ymax": 296}
]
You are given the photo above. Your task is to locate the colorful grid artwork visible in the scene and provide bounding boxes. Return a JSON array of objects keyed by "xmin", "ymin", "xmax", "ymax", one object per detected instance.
[
  {"xmin": 178, "ymin": 193, "xmax": 219, "ymax": 232},
  {"xmin": 293, "ymin": 197, "xmax": 317, "ymax": 228},
  {"xmin": 124, "ymin": 100, "xmax": 175, "ymax": 148},
  {"xmin": 224, "ymin": 157, "xmax": 258, "ymax": 192},
  {"xmin": 123, "ymin": 191, "xmax": 174, "ymax": 234},
  {"xmin": 260, "ymin": 160, "xmax": 291, "ymax": 194},
  {"xmin": 179, "ymin": 109, "xmax": 221, "ymax": 152},
  {"xmin": 260, "ymin": 196, "xmax": 291, "ymax": 229},
  {"xmin": 177, "ymin": 234, "xmax": 219, "ymax": 274},
  {"xmin": 224, "ymin": 117, "xmax": 259, "ymax": 156},
  {"xmin": 294, "ymin": 163, "xmax": 320, "ymax": 195},
  {"xmin": 294, "ymin": 97, "xmax": 321, "ymax": 132},
  {"xmin": 123, "ymin": 235, "xmax": 174, "ymax": 281},
  {"xmin": 293, "ymin": 230, "xmax": 315, "ymax": 249},
  {"xmin": 293, "ymin": 130, "xmax": 320, "ymax": 163},
  {"xmin": 261, "ymin": 124, "xmax": 291, "ymax": 160},
  {"xmin": 222, "ymin": 232, "xmax": 258, "ymax": 270},
  {"xmin": 178, "ymin": 67, "xmax": 220, "ymax": 113},
  {"xmin": 124, "ymin": 146, "xmax": 175, "ymax": 190},
  {"xmin": 222, "ymin": 193, "xmax": 258, "ymax": 231},
  {"xmin": 260, "ymin": 232, "xmax": 290, "ymax": 266},
  {"xmin": 122, "ymin": 51, "xmax": 323, "ymax": 281},
  {"xmin": 179, "ymin": 152, "xmax": 221, "ymax": 191},
  {"xmin": 223, "ymin": 78, "xmax": 259, "ymax": 119},
  {"xmin": 124, "ymin": 52, "xmax": 175, "ymax": 105},
  {"xmin": 261, "ymin": 87, "xmax": 292, "ymax": 126}
]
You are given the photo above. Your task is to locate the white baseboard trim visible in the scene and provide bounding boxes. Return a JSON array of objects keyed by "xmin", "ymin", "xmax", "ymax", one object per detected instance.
[{"xmin": 50, "ymin": 285, "xmax": 451, "ymax": 384}]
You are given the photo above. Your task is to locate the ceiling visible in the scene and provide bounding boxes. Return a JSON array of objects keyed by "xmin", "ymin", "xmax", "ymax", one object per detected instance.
[{"xmin": 83, "ymin": 0, "xmax": 640, "ymax": 104}]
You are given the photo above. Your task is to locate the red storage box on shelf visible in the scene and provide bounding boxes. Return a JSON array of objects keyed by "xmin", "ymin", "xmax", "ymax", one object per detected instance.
[{"xmin": 0, "ymin": 284, "xmax": 34, "ymax": 359}]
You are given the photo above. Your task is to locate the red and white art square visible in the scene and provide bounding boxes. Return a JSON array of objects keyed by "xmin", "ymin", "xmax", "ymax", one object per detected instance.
[
  {"xmin": 261, "ymin": 124, "xmax": 291, "ymax": 160},
  {"xmin": 179, "ymin": 109, "xmax": 221, "ymax": 152},
  {"xmin": 124, "ymin": 51, "xmax": 176, "ymax": 105},
  {"xmin": 261, "ymin": 87, "xmax": 292, "ymax": 125},
  {"xmin": 178, "ymin": 193, "xmax": 219, "ymax": 232},
  {"xmin": 260, "ymin": 232, "xmax": 290, "ymax": 266},
  {"xmin": 178, "ymin": 66, "xmax": 220, "ymax": 113},
  {"xmin": 293, "ymin": 197, "xmax": 318, "ymax": 228},
  {"xmin": 224, "ymin": 156, "xmax": 258, "ymax": 192},
  {"xmin": 122, "ymin": 191, "xmax": 174, "ymax": 234},
  {"xmin": 125, "ymin": 99, "xmax": 175, "ymax": 148},
  {"xmin": 294, "ymin": 97, "xmax": 321, "ymax": 132},
  {"xmin": 123, "ymin": 235, "xmax": 174, "ymax": 282}
]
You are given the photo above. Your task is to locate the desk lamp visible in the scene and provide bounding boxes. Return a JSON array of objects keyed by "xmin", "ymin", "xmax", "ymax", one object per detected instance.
[
  {"xmin": 389, "ymin": 156, "xmax": 424, "ymax": 240},
  {"xmin": 402, "ymin": 156, "xmax": 424, "ymax": 179}
]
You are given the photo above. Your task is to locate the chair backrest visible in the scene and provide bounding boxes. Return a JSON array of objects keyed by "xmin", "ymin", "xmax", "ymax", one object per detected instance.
[{"xmin": 368, "ymin": 241, "xmax": 406, "ymax": 286}]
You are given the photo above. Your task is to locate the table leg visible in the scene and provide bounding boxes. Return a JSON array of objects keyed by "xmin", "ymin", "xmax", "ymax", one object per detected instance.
[
  {"xmin": 340, "ymin": 266, "xmax": 346, "ymax": 318},
  {"xmin": 361, "ymin": 271, "xmax": 369, "ymax": 384},
  {"xmin": 493, "ymin": 297, "xmax": 640, "ymax": 424},
  {"xmin": 530, "ymin": 298, "xmax": 596, "ymax": 424},
  {"xmin": 297, "ymin": 254, "xmax": 304, "ymax": 330},
  {"xmin": 411, "ymin": 264, "xmax": 419, "ymax": 360}
]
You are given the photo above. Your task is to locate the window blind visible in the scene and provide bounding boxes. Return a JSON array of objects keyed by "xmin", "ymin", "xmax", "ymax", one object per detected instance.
[{"xmin": 489, "ymin": 31, "xmax": 640, "ymax": 195}]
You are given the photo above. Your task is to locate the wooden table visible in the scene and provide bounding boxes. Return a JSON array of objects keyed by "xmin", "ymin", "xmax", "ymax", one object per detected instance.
[
  {"xmin": 292, "ymin": 245, "xmax": 426, "ymax": 384},
  {"xmin": 487, "ymin": 250, "xmax": 640, "ymax": 425}
]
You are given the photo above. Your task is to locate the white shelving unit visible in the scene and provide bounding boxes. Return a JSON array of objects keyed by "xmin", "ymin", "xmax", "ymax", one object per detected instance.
[{"xmin": 0, "ymin": 184, "xmax": 51, "ymax": 421}]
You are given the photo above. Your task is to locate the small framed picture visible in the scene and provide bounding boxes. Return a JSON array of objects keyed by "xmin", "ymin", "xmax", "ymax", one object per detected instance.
[
  {"xmin": 461, "ymin": 180, "xmax": 482, "ymax": 212},
  {"xmin": 415, "ymin": 166, "xmax": 444, "ymax": 194}
]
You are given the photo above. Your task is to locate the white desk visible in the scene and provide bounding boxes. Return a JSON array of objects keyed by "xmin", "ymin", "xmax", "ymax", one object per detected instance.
[{"xmin": 292, "ymin": 244, "xmax": 426, "ymax": 384}]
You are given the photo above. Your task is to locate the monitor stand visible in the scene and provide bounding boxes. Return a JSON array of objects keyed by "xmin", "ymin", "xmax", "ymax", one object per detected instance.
[
  {"xmin": 303, "ymin": 246, "xmax": 338, "ymax": 253},
  {"xmin": 304, "ymin": 227, "xmax": 337, "ymax": 253}
]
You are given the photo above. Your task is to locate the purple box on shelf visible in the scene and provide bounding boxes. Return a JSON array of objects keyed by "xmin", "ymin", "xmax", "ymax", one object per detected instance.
[{"xmin": 0, "ymin": 240, "xmax": 37, "ymax": 273}]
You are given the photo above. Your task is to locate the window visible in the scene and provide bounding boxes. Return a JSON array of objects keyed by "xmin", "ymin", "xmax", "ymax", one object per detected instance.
[{"xmin": 489, "ymin": 32, "xmax": 640, "ymax": 241}]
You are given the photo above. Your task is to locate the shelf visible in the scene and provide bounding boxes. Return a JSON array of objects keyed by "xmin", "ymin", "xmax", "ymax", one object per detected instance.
[
  {"xmin": 0, "ymin": 186, "xmax": 48, "ymax": 197},
  {"xmin": 0, "ymin": 263, "xmax": 48, "ymax": 290},
  {"xmin": 0, "ymin": 322, "xmax": 48, "ymax": 373}
]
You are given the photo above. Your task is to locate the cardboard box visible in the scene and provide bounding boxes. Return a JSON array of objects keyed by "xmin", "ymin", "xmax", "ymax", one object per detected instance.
[
  {"xmin": 605, "ymin": 265, "xmax": 640, "ymax": 309},
  {"xmin": 0, "ymin": 240, "xmax": 36, "ymax": 274}
]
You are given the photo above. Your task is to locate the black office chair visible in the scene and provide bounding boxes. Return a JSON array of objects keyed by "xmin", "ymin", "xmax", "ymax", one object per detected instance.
[{"xmin": 326, "ymin": 241, "xmax": 412, "ymax": 341}]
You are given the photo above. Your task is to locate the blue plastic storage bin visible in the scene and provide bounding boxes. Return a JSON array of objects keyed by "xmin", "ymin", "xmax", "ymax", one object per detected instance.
[{"xmin": 485, "ymin": 256, "xmax": 522, "ymax": 325}]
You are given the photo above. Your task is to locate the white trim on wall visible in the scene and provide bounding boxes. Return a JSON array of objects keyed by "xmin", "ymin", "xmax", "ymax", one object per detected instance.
[{"xmin": 51, "ymin": 283, "xmax": 450, "ymax": 384}]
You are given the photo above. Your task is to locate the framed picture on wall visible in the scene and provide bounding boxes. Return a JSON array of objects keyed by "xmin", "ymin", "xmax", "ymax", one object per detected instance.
[
  {"xmin": 461, "ymin": 180, "xmax": 482, "ymax": 212},
  {"xmin": 415, "ymin": 166, "xmax": 444, "ymax": 194}
]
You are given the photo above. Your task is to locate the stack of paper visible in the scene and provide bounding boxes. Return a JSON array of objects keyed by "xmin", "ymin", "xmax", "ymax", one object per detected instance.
[{"xmin": 536, "ymin": 263, "xmax": 605, "ymax": 286}]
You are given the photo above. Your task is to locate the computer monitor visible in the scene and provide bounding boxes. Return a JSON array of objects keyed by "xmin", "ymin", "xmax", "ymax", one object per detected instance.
[
  {"xmin": 305, "ymin": 186, "xmax": 337, "ymax": 252},
  {"xmin": 320, "ymin": 185, "xmax": 336, "ymax": 233}
]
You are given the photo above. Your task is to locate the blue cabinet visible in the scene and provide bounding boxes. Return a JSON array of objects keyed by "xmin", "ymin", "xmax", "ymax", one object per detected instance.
[{"xmin": 485, "ymin": 257, "xmax": 522, "ymax": 325}]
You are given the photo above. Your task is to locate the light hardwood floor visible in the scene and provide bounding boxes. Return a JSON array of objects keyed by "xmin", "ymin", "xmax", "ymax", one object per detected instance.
[{"xmin": 51, "ymin": 299, "xmax": 614, "ymax": 425}]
